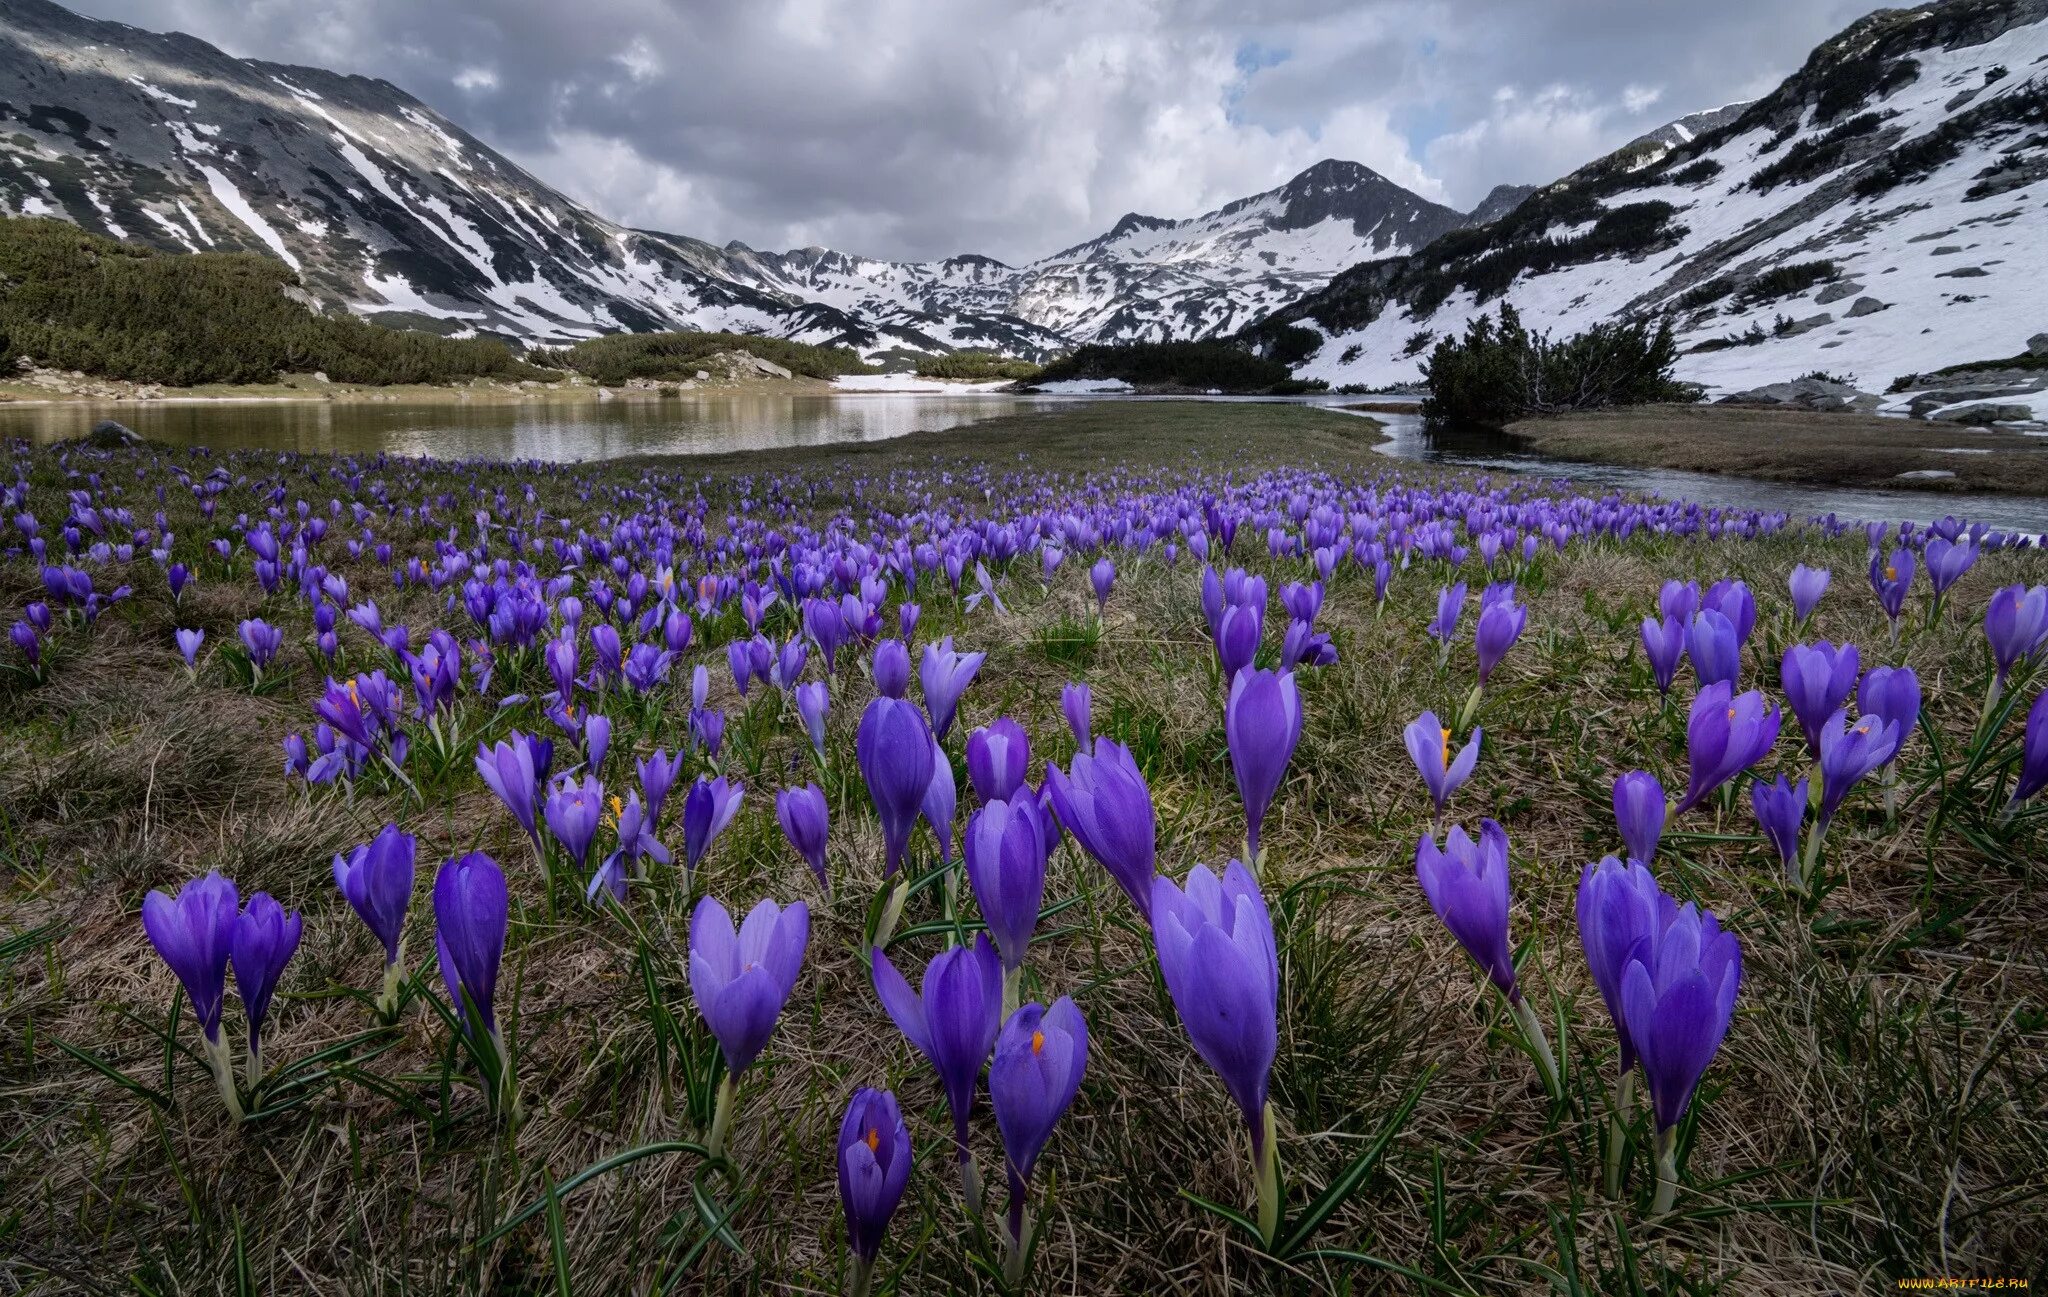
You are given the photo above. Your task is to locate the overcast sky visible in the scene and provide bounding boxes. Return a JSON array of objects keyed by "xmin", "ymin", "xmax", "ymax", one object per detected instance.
[{"xmin": 65, "ymin": 0, "xmax": 1889, "ymax": 263}]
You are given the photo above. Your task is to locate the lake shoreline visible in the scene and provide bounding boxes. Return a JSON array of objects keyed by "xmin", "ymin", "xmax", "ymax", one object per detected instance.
[{"xmin": 1500, "ymin": 404, "xmax": 2048, "ymax": 498}]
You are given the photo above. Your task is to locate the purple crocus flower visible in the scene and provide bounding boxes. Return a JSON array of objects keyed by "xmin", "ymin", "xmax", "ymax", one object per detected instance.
[
  {"xmin": 1685, "ymin": 610, "xmax": 1740, "ymax": 689},
  {"xmin": 777, "ymin": 784, "xmax": 831, "ymax": 890},
  {"xmin": 873, "ymin": 638, "xmax": 911, "ymax": 699},
  {"xmin": 1403, "ymin": 710, "xmax": 1480, "ymax": 816},
  {"xmin": 1621, "ymin": 898, "xmax": 1741, "ymax": 1212},
  {"xmin": 1213, "ymin": 602, "xmax": 1262, "ymax": 682},
  {"xmin": 1788, "ymin": 564, "xmax": 1830, "ymax": 623},
  {"xmin": 1702, "ymin": 579, "xmax": 1756, "ymax": 644},
  {"xmin": 965, "ymin": 795, "xmax": 1049, "ymax": 977},
  {"xmin": 1428, "ymin": 582, "xmax": 1467, "ymax": 652},
  {"xmin": 1869, "ymin": 549, "xmax": 1915, "ymax": 629},
  {"xmin": 1061, "ymin": 682, "xmax": 1091, "ymax": 751},
  {"xmin": 1089, "ymin": 557, "xmax": 1115, "ymax": 611},
  {"xmin": 1984, "ymin": 584, "xmax": 2048, "ymax": 687},
  {"xmin": 1815, "ymin": 709, "xmax": 1900, "ymax": 833},
  {"xmin": 175, "ymin": 628, "xmax": 205, "ymax": 669},
  {"xmin": 1751, "ymin": 775, "xmax": 1807, "ymax": 877},
  {"xmin": 920, "ymin": 636, "xmax": 985, "ymax": 741},
  {"xmin": 1045, "ymin": 739, "xmax": 1156, "ymax": 920},
  {"xmin": 433, "ymin": 852, "xmax": 508, "ymax": 1039},
  {"xmin": 690, "ymin": 895, "xmax": 809, "ymax": 1077},
  {"xmin": 1151, "ymin": 862, "xmax": 1277, "ymax": 1140},
  {"xmin": 1575, "ymin": 855, "xmax": 1663, "ymax": 1074},
  {"xmin": 1474, "ymin": 594, "xmax": 1527, "ymax": 685},
  {"xmin": 477, "ymin": 732, "xmax": 550, "ymax": 851},
  {"xmin": 1675, "ymin": 682, "xmax": 1781, "ymax": 815},
  {"xmin": 141, "ymin": 871, "xmax": 239, "ymax": 1045},
  {"xmin": 1659, "ymin": 580, "xmax": 1700, "ymax": 624},
  {"xmin": 1858, "ymin": 666, "xmax": 1920, "ymax": 756},
  {"xmin": 544, "ymin": 774, "xmax": 606, "ymax": 873},
  {"xmin": 231, "ymin": 892, "xmax": 303, "ymax": 1075},
  {"xmin": 588, "ymin": 790, "xmax": 669, "ymax": 903},
  {"xmin": 546, "ymin": 634, "xmax": 578, "ymax": 703},
  {"xmin": 1641, "ymin": 615, "xmax": 1686, "ymax": 695},
  {"xmin": 1415, "ymin": 820, "xmax": 1518, "ymax": 1000},
  {"xmin": 989, "ymin": 997, "xmax": 1088, "ymax": 1257},
  {"xmin": 1611, "ymin": 770, "xmax": 1666, "ymax": 864},
  {"xmin": 967, "ymin": 717, "xmax": 1031, "ymax": 802},
  {"xmin": 621, "ymin": 643, "xmax": 672, "ymax": 694},
  {"xmin": 1225, "ymin": 668, "xmax": 1302, "ymax": 865},
  {"xmin": 638, "ymin": 747, "xmax": 681, "ymax": 824},
  {"xmin": 238, "ymin": 618, "xmax": 282, "ymax": 670},
  {"xmin": 796, "ymin": 681, "xmax": 830, "ymax": 762},
  {"xmin": 857, "ymin": 698, "xmax": 936, "ymax": 875},
  {"xmin": 922, "ymin": 736, "xmax": 957, "ymax": 865},
  {"xmin": 332, "ymin": 823, "xmax": 415, "ymax": 969},
  {"xmin": 872, "ymin": 935, "xmax": 1002, "ymax": 1169},
  {"xmin": 682, "ymin": 775, "xmax": 745, "ymax": 872},
  {"xmin": 2007, "ymin": 691, "xmax": 2048, "ymax": 811},
  {"xmin": 1923, "ymin": 537, "xmax": 1977, "ymax": 603},
  {"xmin": 838, "ymin": 1087, "xmax": 912, "ymax": 1272},
  {"xmin": 1780, "ymin": 641, "xmax": 1862, "ymax": 755}
]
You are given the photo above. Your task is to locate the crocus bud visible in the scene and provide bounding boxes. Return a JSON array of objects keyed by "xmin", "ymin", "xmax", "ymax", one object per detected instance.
[
  {"xmin": 1415, "ymin": 820, "xmax": 1518, "ymax": 1001},
  {"xmin": 1788, "ymin": 565, "xmax": 1830, "ymax": 622},
  {"xmin": 857, "ymin": 698, "xmax": 935, "ymax": 876},
  {"xmin": 1225, "ymin": 668, "xmax": 1302, "ymax": 866},
  {"xmin": 142, "ymin": 871, "xmax": 239, "ymax": 1046},
  {"xmin": 776, "ymin": 784, "xmax": 831, "ymax": 890},
  {"xmin": 1044, "ymin": 739, "xmax": 1156, "ymax": 920},
  {"xmin": 1611, "ymin": 771, "xmax": 1666, "ymax": 864},
  {"xmin": 965, "ymin": 796, "xmax": 1049, "ymax": 976},
  {"xmin": 1060, "ymin": 681, "xmax": 1091, "ymax": 751},
  {"xmin": 682, "ymin": 775, "xmax": 745, "ymax": 873},
  {"xmin": 231, "ymin": 892, "xmax": 303, "ymax": 1078},
  {"xmin": 920, "ymin": 636, "xmax": 985, "ymax": 741},
  {"xmin": 966, "ymin": 716, "xmax": 1030, "ymax": 802},
  {"xmin": 873, "ymin": 638, "xmax": 910, "ymax": 698}
]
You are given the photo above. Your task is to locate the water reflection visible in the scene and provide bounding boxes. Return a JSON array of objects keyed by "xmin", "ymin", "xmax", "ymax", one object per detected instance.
[
  {"xmin": 0, "ymin": 392, "xmax": 1072, "ymax": 460},
  {"xmin": 4, "ymin": 390, "xmax": 2045, "ymax": 533}
]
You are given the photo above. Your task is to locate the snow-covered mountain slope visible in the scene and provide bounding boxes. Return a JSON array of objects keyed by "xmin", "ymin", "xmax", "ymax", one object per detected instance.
[
  {"xmin": 0, "ymin": 0, "xmax": 1079, "ymax": 357},
  {"xmin": 1247, "ymin": 0, "xmax": 2048, "ymax": 395},
  {"xmin": 0, "ymin": 0, "xmax": 1467, "ymax": 358}
]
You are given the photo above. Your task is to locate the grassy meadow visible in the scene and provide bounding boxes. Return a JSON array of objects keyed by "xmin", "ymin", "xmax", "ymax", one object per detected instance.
[{"xmin": 1, "ymin": 402, "xmax": 2044, "ymax": 1295}]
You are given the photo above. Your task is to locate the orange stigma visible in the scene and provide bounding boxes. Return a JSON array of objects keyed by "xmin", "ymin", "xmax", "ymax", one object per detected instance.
[
  {"xmin": 865, "ymin": 1127, "xmax": 880, "ymax": 1153},
  {"xmin": 1031, "ymin": 1029, "xmax": 1045, "ymax": 1055},
  {"xmin": 1885, "ymin": 566, "xmax": 1897, "ymax": 580},
  {"xmin": 1440, "ymin": 726, "xmax": 1451, "ymax": 764}
]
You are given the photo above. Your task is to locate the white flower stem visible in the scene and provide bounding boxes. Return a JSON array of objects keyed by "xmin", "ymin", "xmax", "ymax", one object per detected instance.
[
  {"xmin": 1510, "ymin": 996, "xmax": 1561, "ymax": 1101},
  {"xmin": 1604, "ymin": 1071, "xmax": 1636, "ymax": 1198},
  {"xmin": 1650, "ymin": 1126, "xmax": 1680, "ymax": 1215}
]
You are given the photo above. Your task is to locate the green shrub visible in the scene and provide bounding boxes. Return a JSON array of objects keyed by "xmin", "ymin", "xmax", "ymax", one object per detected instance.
[
  {"xmin": 913, "ymin": 350, "xmax": 1043, "ymax": 381},
  {"xmin": 1667, "ymin": 158, "xmax": 1723, "ymax": 186},
  {"xmin": 1732, "ymin": 260, "xmax": 1838, "ymax": 309},
  {"xmin": 1748, "ymin": 113, "xmax": 1882, "ymax": 191},
  {"xmin": 1263, "ymin": 324, "xmax": 1323, "ymax": 369},
  {"xmin": 1034, "ymin": 341, "xmax": 1297, "ymax": 393},
  {"xmin": 0, "ymin": 215, "xmax": 548, "ymax": 386},
  {"xmin": 1675, "ymin": 276, "xmax": 1737, "ymax": 311},
  {"xmin": 533, "ymin": 330, "xmax": 874, "ymax": 383},
  {"xmin": 1421, "ymin": 303, "xmax": 1694, "ymax": 427}
]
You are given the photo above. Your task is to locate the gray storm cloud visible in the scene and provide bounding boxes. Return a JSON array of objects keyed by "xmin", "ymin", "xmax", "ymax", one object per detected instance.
[{"xmin": 65, "ymin": 0, "xmax": 1888, "ymax": 262}]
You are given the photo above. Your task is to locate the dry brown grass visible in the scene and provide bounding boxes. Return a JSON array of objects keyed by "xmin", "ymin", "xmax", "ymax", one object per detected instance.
[
  {"xmin": 1, "ymin": 402, "xmax": 2045, "ymax": 1295},
  {"xmin": 1503, "ymin": 405, "xmax": 2048, "ymax": 496}
]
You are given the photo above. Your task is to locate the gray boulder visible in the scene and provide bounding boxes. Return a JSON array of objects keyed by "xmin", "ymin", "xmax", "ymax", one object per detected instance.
[
  {"xmin": 1716, "ymin": 376, "xmax": 1881, "ymax": 414},
  {"xmin": 1931, "ymin": 403, "xmax": 2036, "ymax": 425},
  {"xmin": 1846, "ymin": 296, "xmax": 1888, "ymax": 318},
  {"xmin": 87, "ymin": 419, "xmax": 141, "ymax": 448}
]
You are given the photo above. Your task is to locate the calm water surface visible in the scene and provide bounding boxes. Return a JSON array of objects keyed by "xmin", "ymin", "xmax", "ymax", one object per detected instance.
[{"xmin": 5, "ymin": 392, "xmax": 2047, "ymax": 533}]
